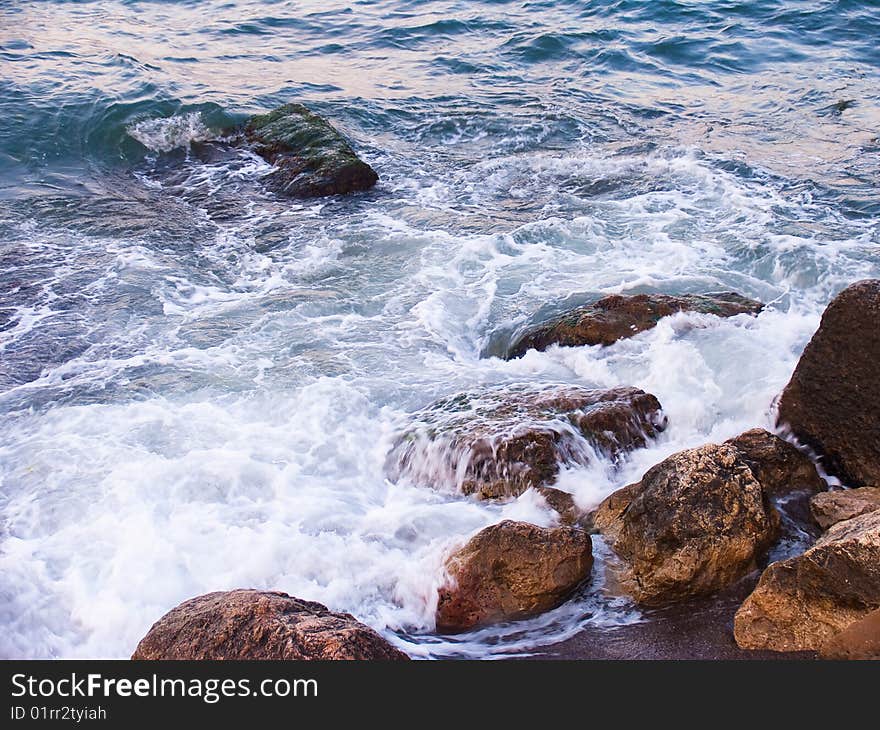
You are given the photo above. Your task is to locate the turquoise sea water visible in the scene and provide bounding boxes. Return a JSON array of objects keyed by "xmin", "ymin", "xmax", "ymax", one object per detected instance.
[{"xmin": 1, "ymin": 0, "xmax": 879, "ymax": 658}]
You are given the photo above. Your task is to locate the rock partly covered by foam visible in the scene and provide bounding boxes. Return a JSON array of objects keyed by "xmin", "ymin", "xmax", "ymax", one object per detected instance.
[
  {"xmin": 535, "ymin": 486, "xmax": 589, "ymax": 526},
  {"xmin": 595, "ymin": 443, "xmax": 779, "ymax": 606},
  {"xmin": 734, "ymin": 510, "xmax": 880, "ymax": 652},
  {"xmin": 385, "ymin": 384, "xmax": 666, "ymax": 500},
  {"xmin": 777, "ymin": 280, "xmax": 880, "ymax": 486},
  {"xmin": 724, "ymin": 428, "xmax": 824, "ymax": 498},
  {"xmin": 436, "ymin": 520, "xmax": 593, "ymax": 632},
  {"xmin": 244, "ymin": 103, "xmax": 378, "ymax": 197},
  {"xmin": 820, "ymin": 607, "xmax": 880, "ymax": 660},
  {"xmin": 131, "ymin": 590, "xmax": 408, "ymax": 660},
  {"xmin": 810, "ymin": 487, "xmax": 880, "ymax": 529},
  {"xmin": 506, "ymin": 292, "xmax": 762, "ymax": 359}
]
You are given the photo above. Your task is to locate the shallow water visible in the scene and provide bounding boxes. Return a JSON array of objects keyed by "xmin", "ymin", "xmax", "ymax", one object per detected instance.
[{"xmin": 1, "ymin": 0, "xmax": 878, "ymax": 658}]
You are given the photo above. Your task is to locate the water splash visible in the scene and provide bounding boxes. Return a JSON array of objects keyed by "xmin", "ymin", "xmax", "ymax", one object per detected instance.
[{"xmin": 127, "ymin": 112, "xmax": 214, "ymax": 153}]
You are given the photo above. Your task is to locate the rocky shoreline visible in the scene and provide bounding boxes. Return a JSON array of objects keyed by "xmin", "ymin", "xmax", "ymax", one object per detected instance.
[{"xmin": 131, "ymin": 104, "xmax": 880, "ymax": 661}]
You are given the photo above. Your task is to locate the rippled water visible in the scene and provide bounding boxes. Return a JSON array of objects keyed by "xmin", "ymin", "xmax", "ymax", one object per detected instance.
[{"xmin": 1, "ymin": 0, "xmax": 878, "ymax": 659}]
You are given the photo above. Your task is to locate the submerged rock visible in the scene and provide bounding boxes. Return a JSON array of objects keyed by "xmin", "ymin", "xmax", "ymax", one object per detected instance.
[
  {"xmin": 777, "ymin": 279, "xmax": 880, "ymax": 486},
  {"xmin": 535, "ymin": 486, "xmax": 589, "ymax": 526},
  {"xmin": 820, "ymin": 608, "xmax": 880, "ymax": 660},
  {"xmin": 595, "ymin": 443, "xmax": 779, "ymax": 606},
  {"xmin": 385, "ymin": 384, "xmax": 666, "ymax": 500},
  {"xmin": 810, "ymin": 487, "xmax": 880, "ymax": 530},
  {"xmin": 734, "ymin": 510, "xmax": 880, "ymax": 652},
  {"xmin": 506, "ymin": 292, "xmax": 762, "ymax": 359},
  {"xmin": 436, "ymin": 520, "xmax": 593, "ymax": 632},
  {"xmin": 131, "ymin": 590, "xmax": 408, "ymax": 660},
  {"xmin": 724, "ymin": 428, "xmax": 825, "ymax": 498},
  {"xmin": 244, "ymin": 103, "xmax": 378, "ymax": 197}
]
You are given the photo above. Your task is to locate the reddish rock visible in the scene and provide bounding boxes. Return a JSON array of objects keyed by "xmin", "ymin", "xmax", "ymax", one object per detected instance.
[
  {"xmin": 436, "ymin": 520, "xmax": 593, "ymax": 632},
  {"xmin": 777, "ymin": 280, "xmax": 880, "ymax": 486},
  {"xmin": 734, "ymin": 510, "xmax": 880, "ymax": 652},
  {"xmin": 131, "ymin": 590, "xmax": 408, "ymax": 660},
  {"xmin": 820, "ymin": 608, "xmax": 880, "ymax": 660},
  {"xmin": 810, "ymin": 487, "xmax": 880, "ymax": 529},
  {"xmin": 596, "ymin": 443, "xmax": 779, "ymax": 606},
  {"xmin": 385, "ymin": 384, "xmax": 665, "ymax": 500},
  {"xmin": 506, "ymin": 292, "xmax": 762, "ymax": 358}
]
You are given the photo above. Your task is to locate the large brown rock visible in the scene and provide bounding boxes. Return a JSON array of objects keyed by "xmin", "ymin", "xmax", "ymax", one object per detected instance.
[
  {"xmin": 725, "ymin": 428, "xmax": 824, "ymax": 498},
  {"xmin": 436, "ymin": 520, "xmax": 593, "ymax": 632},
  {"xmin": 385, "ymin": 384, "xmax": 666, "ymax": 500},
  {"xmin": 734, "ymin": 510, "xmax": 880, "ymax": 652},
  {"xmin": 810, "ymin": 487, "xmax": 880, "ymax": 529},
  {"xmin": 596, "ymin": 443, "xmax": 779, "ymax": 606},
  {"xmin": 820, "ymin": 608, "xmax": 880, "ymax": 660},
  {"xmin": 506, "ymin": 292, "xmax": 762, "ymax": 358},
  {"xmin": 131, "ymin": 590, "xmax": 408, "ymax": 660},
  {"xmin": 777, "ymin": 280, "xmax": 880, "ymax": 486}
]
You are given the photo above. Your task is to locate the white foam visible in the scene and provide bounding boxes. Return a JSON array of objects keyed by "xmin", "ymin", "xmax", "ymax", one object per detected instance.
[
  {"xmin": 127, "ymin": 112, "xmax": 213, "ymax": 153},
  {"xmin": 1, "ymin": 140, "xmax": 877, "ymax": 659}
]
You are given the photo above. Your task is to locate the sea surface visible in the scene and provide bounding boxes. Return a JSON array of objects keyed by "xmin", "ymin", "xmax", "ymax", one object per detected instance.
[{"xmin": 1, "ymin": 0, "xmax": 879, "ymax": 659}]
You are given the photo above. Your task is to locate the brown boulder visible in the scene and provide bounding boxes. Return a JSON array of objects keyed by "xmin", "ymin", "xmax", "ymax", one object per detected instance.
[
  {"xmin": 810, "ymin": 487, "xmax": 880, "ymax": 529},
  {"xmin": 596, "ymin": 443, "xmax": 779, "ymax": 606},
  {"xmin": 820, "ymin": 608, "xmax": 880, "ymax": 660},
  {"xmin": 725, "ymin": 428, "xmax": 824, "ymax": 498},
  {"xmin": 777, "ymin": 280, "xmax": 880, "ymax": 486},
  {"xmin": 506, "ymin": 292, "xmax": 762, "ymax": 358},
  {"xmin": 385, "ymin": 384, "xmax": 666, "ymax": 500},
  {"xmin": 734, "ymin": 510, "xmax": 880, "ymax": 652},
  {"xmin": 131, "ymin": 590, "xmax": 408, "ymax": 660},
  {"xmin": 436, "ymin": 520, "xmax": 593, "ymax": 632}
]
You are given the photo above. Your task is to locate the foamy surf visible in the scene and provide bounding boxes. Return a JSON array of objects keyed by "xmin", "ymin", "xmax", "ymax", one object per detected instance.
[
  {"xmin": 1, "ymin": 0, "xmax": 879, "ymax": 660},
  {"xmin": 127, "ymin": 112, "xmax": 214, "ymax": 153}
]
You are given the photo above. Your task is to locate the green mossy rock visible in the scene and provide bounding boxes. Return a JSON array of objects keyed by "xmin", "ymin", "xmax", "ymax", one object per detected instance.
[{"xmin": 245, "ymin": 103, "xmax": 378, "ymax": 198}]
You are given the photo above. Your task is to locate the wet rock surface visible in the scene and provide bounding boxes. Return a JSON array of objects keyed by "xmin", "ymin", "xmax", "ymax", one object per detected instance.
[
  {"xmin": 596, "ymin": 443, "xmax": 780, "ymax": 606},
  {"xmin": 819, "ymin": 607, "xmax": 880, "ymax": 660},
  {"xmin": 725, "ymin": 428, "xmax": 825, "ymax": 498},
  {"xmin": 810, "ymin": 487, "xmax": 880, "ymax": 529},
  {"xmin": 132, "ymin": 590, "xmax": 408, "ymax": 660},
  {"xmin": 385, "ymin": 384, "xmax": 666, "ymax": 500},
  {"xmin": 734, "ymin": 510, "xmax": 880, "ymax": 652},
  {"xmin": 436, "ymin": 520, "xmax": 593, "ymax": 632},
  {"xmin": 244, "ymin": 103, "xmax": 378, "ymax": 197},
  {"xmin": 534, "ymin": 486, "xmax": 589, "ymax": 526},
  {"xmin": 777, "ymin": 279, "xmax": 880, "ymax": 486},
  {"xmin": 506, "ymin": 292, "xmax": 762, "ymax": 359}
]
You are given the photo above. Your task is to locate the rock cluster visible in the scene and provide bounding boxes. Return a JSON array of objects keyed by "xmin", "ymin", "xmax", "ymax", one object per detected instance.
[
  {"xmin": 731, "ymin": 280, "xmax": 880, "ymax": 656},
  {"xmin": 130, "ymin": 256, "xmax": 880, "ymax": 659},
  {"xmin": 734, "ymin": 511, "xmax": 880, "ymax": 652}
]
